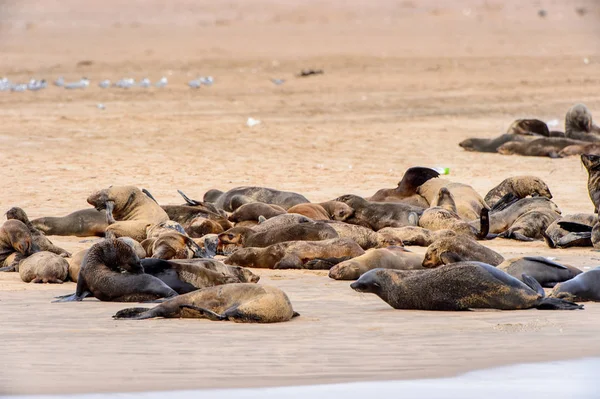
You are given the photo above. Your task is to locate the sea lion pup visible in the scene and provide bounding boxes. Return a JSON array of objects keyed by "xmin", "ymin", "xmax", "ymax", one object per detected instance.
[
  {"xmin": 252, "ymin": 213, "xmax": 313, "ymax": 233},
  {"xmin": 87, "ymin": 185, "xmax": 169, "ymax": 241},
  {"xmin": 218, "ymin": 221, "xmax": 339, "ymax": 248},
  {"xmin": 324, "ymin": 221, "xmax": 402, "ymax": 250},
  {"xmin": 224, "ymin": 238, "xmax": 365, "ymax": 269},
  {"xmin": 565, "ymin": 103, "xmax": 600, "ymax": 142},
  {"xmin": 416, "ymin": 178, "xmax": 487, "ymax": 221},
  {"xmin": 350, "ymin": 263, "xmax": 583, "ymax": 311},
  {"xmin": 228, "ymin": 203, "xmax": 286, "ymax": 223},
  {"xmin": 0, "ymin": 219, "xmax": 36, "ymax": 272},
  {"xmin": 31, "ymin": 208, "xmax": 108, "ymax": 237},
  {"xmin": 497, "ymin": 137, "xmax": 587, "ymax": 158},
  {"xmin": 422, "ymin": 236, "xmax": 504, "ymax": 267},
  {"xmin": 418, "ymin": 188, "xmax": 489, "ymax": 239},
  {"xmin": 484, "ymin": 176, "xmax": 552, "ymax": 208},
  {"xmin": 543, "ymin": 213, "xmax": 598, "ymax": 248},
  {"xmin": 113, "ymin": 283, "xmax": 298, "ymax": 323},
  {"xmin": 550, "ymin": 267, "xmax": 600, "ymax": 302},
  {"xmin": 368, "ymin": 167, "xmax": 439, "ymax": 207},
  {"xmin": 498, "ymin": 257, "xmax": 582, "ymax": 288},
  {"xmin": 19, "ymin": 251, "xmax": 69, "ymax": 283},
  {"xmin": 54, "ymin": 238, "xmax": 177, "ymax": 302},
  {"xmin": 498, "ymin": 209, "xmax": 561, "ymax": 241},
  {"xmin": 377, "ymin": 226, "xmax": 456, "ymax": 247},
  {"xmin": 334, "ymin": 194, "xmax": 423, "ymax": 231},
  {"xmin": 140, "ymin": 258, "xmax": 259, "ymax": 294},
  {"xmin": 559, "ymin": 143, "xmax": 600, "ymax": 157},
  {"xmin": 506, "ymin": 119, "xmax": 551, "ymax": 136},
  {"xmin": 582, "ymin": 154, "xmax": 600, "ymax": 213},
  {"xmin": 202, "ymin": 186, "xmax": 310, "ymax": 212},
  {"xmin": 142, "ymin": 231, "xmax": 207, "ymax": 260},
  {"xmin": 459, "ymin": 134, "xmax": 531, "ymax": 153},
  {"xmin": 329, "ymin": 246, "xmax": 424, "ymax": 280},
  {"xmin": 287, "ymin": 201, "xmax": 354, "ymax": 221},
  {"xmin": 6, "ymin": 207, "xmax": 71, "ymax": 257}
]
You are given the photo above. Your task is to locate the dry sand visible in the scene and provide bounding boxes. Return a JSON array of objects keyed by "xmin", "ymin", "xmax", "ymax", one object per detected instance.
[{"xmin": 1, "ymin": 0, "xmax": 600, "ymax": 395}]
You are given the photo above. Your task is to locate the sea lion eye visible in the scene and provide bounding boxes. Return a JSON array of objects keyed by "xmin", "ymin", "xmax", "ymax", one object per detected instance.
[{"xmin": 228, "ymin": 234, "xmax": 234, "ymax": 239}]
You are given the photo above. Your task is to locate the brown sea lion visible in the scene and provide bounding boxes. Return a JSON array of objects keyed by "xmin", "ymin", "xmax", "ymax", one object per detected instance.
[
  {"xmin": 498, "ymin": 209, "xmax": 561, "ymax": 241},
  {"xmin": 368, "ymin": 167, "xmax": 439, "ymax": 207},
  {"xmin": 162, "ymin": 194, "xmax": 232, "ymax": 237},
  {"xmin": 334, "ymin": 194, "xmax": 423, "ymax": 231},
  {"xmin": 417, "ymin": 178, "xmax": 488, "ymax": 221},
  {"xmin": 459, "ymin": 134, "xmax": 533, "ymax": 153},
  {"xmin": 559, "ymin": 143, "xmax": 600, "ymax": 157},
  {"xmin": 87, "ymin": 186, "xmax": 170, "ymax": 241},
  {"xmin": 498, "ymin": 257, "xmax": 582, "ymax": 288},
  {"xmin": 497, "ymin": 137, "xmax": 587, "ymax": 158},
  {"xmin": 329, "ymin": 246, "xmax": 424, "ymax": 280},
  {"xmin": 203, "ymin": 186, "xmax": 310, "ymax": 212},
  {"xmin": 0, "ymin": 219, "xmax": 36, "ymax": 272},
  {"xmin": 146, "ymin": 220, "xmax": 187, "ymax": 239},
  {"xmin": 251, "ymin": 213, "xmax": 313, "ymax": 233},
  {"xmin": 31, "ymin": 208, "xmax": 108, "ymax": 237},
  {"xmin": 228, "ymin": 203, "xmax": 286, "ymax": 223},
  {"xmin": 142, "ymin": 231, "xmax": 205, "ymax": 260},
  {"xmin": 54, "ymin": 238, "xmax": 177, "ymax": 302},
  {"xmin": 19, "ymin": 251, "xmax": 69, "ymax": 283},
  {"xmin": 113, "ymin": 283, "xmax": 298, "ymax": 323},
  {"xmin": 565, "ymin": 103, "xmax": 600, "ymax": 142},
  {"xmin": 422, "ymin": 236, "xmax": 504, "ymax": 267},
  {"xmin": 218, "ymin": 221, "xmax": 338, "ymax": 248},
  {"xmin": 325, "ymin": 221, "xmax": 402, "ymax": 250},
  {"xmin": 543, "ymin": 213, "xmax": 598, "ymax": 248},
  {"xmin": 224, "ymin": 238, "xmax": 365, "ymax": 269},
  {"xmin": 286, "ymin": 201, "xmax": 354, "ymax": 221},
  {"xmin": 484, "ymin": 176, "xmax": 552, "ymax": 208},
  {"xmin": 351, "ymin": 263, "xmax": 583, "ymax": 310},
  {"xmin": 6, "ymin": 207, "xmax": 71, "ymax": 257},
  {"xmin": 550, "ymin": 266, "xmax": 600, "ymax": 302},
  {"xmin": 377, "ymin": 226, "xmax": 457, "ymax": 247},
  {"xmin": 582, "ymin": 154, "xmax": 600, "ymax": 213},
  {"xmin": 506, "ymin": 119, "xmax": 550, "ymax": 136}
]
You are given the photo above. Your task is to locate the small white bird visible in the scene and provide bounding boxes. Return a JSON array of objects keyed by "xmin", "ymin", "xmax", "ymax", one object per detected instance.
[
  {"xmin": 98, "ymin": 79, "xmax": 111, "ymax": 88},
  {"xmin": 0, "ymin": 78, "xmax": 12, "ymax": 91},
  {"xmin": 199, "ymin": 76, "xmax": 214, "ymax": 86},
  {"xmin": 27, "ymin": 79, "xmax": 47, "ymax": 91},
  {"xmin": 188, "ymin": 79, "xmax": 202, "ymax": 89},
  {"xmin": 138, "ymin": 78, "xmax": 151, "ymax": 88},
  {"xmin": 115, "ymin": 78, "xmax": 135, "ymax": 89},
  {"xmin": 64, "ymin": 77, "xmax": 90, "ymax": 89},
  {"xmin": 11, "ymin": 83, "xmax": 27, "ymax": 92},
  {"xmin": 270, "ymin": 78, "xmax": 285, "ymax": 85},
  {"xmin": 155, "ymin": 77, "xmax": 168, "ymax": 88},
  {"xmin": 54, "ymin": 76, "xmax": 65, "ymax": 87}
]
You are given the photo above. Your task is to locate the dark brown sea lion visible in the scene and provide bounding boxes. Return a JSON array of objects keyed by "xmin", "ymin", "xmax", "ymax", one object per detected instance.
[
  {"xmin": 334, "ymin": 194, "xmax": 423, "ymax": 231},
  {"xmin": 458, "ymin": 134, "xmax": 530, "ymax": 153},
  {"xmin": 351, "ymin": 263, "xmax": 583, "ymax": 310},
  {"xmin": 368, "ymin": 167, "xmax": 439, "ymax": 207},
  {"xmin": 87, "ymin": 186, "xmax": 169, "ymax": 241},
  {"xmin": 6, "ymin": 207, "xmax": 70, "ymax": 257},
  {"xmin": 582, "ymin": 154, "xmax": 600, "ymax": 213},
  {"xmin": 328, "ymin": 246, "xmax": 424, "ymax": 280},
  {"xmin": 376, "ymin": 226, "xmax": 457, "ymax": 247},
  {"xmin": 543, "ymin": 213, "xmax": 598, "ymax": 248},
  {"xmin": 422, "ymin": 236, "xmax": 504, "ymax": 267},
  {"xmin": 162, "ymin": 195, "xmax": 232, "ymax": 237},
  {"xmin": 565, "ymin": 103, "xmax": 600, "ymax": 142},
  {"xmin": 224, "ymin": 238, "xmax": 365, "ymax": 269},
  {"xmin": 19, "ymin": 251, "xmax": 69, "ymax": 283},
  {"xmin": 325, "ymin": 221, "xmax": 402, "ymax": 249},
  {"xmin": 550, "ymin": 267, "xmax": 600, "ymax": 302},
  {"xmin": 498, "ymin": 257, "xmax": 582, "ymax": 288},
  {"xmin": 251, "ymin": 213, "xmax": 312, "ymax": 233},
  {"xmin": 497, "ymin": 137, "xmax": 587, "ymax": 158},
  {"xmin": 417, "ymin": 178, "xmax": 487, "ymax": 221},
  {"xmin": 286, "ymin": 201, "xmax": 354, "ymax": 221},
  {"xmin": 218, "ymin": 221, "xmax": 338, "ymax": 248},
  {"xmin": 113, "ymin": 283, "xmax": 298, "ymax": 323},
  {"xmin": 31, "ymin": 208, "xmax": 108, "ymax": 237},
  {"xmin": 54, "ymin": 238, "xmax": 177, "ymax": 302},
  {"xmin": 203, "ymin": 186, "xmax": 310, "ymax": 212},
  {"xmin": 228, "ymin": 203, "xmax": 286, "ymax": 223},
  {"xmin": 506, "ymin": 119, "xmax": 550, "ymax": 136},
  {"xmin": 484, "ymin": 176, "xmax": 552, "ymax": 208},
  {"xmin": 0, "ymin": 219, "xmax": 36, "ymax": 272},
  {"xmin": 498, "ymin": 209, "xmax": 561, "ymax": 241}
]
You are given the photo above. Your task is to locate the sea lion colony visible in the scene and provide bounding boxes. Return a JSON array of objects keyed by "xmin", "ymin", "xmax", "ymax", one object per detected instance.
[{"xmin": 5, "ymin": 161, "xmax": 600, "ymax": 323}]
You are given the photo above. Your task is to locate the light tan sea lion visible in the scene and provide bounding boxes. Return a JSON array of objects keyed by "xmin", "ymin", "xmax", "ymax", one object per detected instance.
[
  {"xmin": 6, "ymin": 207, "xmax": 70, "ymax": 257},
  {"xmin": 0, "ymin": 219, "xmax": 36, "ymax": 272},
  {"xmin": 377, "ymin": 226, "xmax": 457, "ymax": 247},
  {"xmin": 329, "ymin": 246, "xmax": 424, "ymax": 280},
  {"xmin": 417, "ymin": 178, "xmax": 487, "ymax": 221},
  {"xmin": 286, "ymin": 201, "xmax": 354, "ymax": 221},
  {"xmin": 484, "ymin": 176, "xmax": 552, "ymax": 208},
  {"xmin": 19, "ymin": 251, "xmax": 69, "ymax": 283},
  {"xmin": 422, "ymin": 236, "xmax": 504, "ymax": 267}
]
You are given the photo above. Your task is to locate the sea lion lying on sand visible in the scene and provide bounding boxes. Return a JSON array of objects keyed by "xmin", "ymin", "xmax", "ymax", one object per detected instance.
[
  {"xmin": 31, "ymin": 208, "xmax": 108, "ymax": 237},
  {"xmin": 204, "ymin": 186, "xmax": 310, "ymax": 212},
  {"xmin": 6, "ymin": 207, "xmax": 70, "ymax": 257},
  {"xmin": 19, "ymin": 251, "xmax": 69, "ymax": 283},
  {"xmin": 287, "ymin": 201, "xmax": 354, "ymax": 221},
  {"xmin": 329, "ymin": 246, "xmax": 424, "ymax": 280},
  {"xmin": 368, "ymin": 167, "xmax": 439, "ymax": 207},
  {"xmin": 484, "ymin": 176, "xmax": 552, "ymax": 208},
  {"xmin": 0, "ymin": 220, "xmax": 36, "ymax": 272},
  {"xmin": 417, "ymin": 178, "xmax": 487, "ymax": 221},
  {"xmin": 498, "ymin": 257, "xmax": 582, "ymax": 288},
  {"xmin": 335, "ymin": 194, "xmax": 423, "ymax": 231},
  {"xmin": 550, "ymin": 267, "xmax": 600, "ymax": 302},
  {"xmin": 218, "ymin": 221, "xmax": 338, "ymax": 248},
  {"xmin": 422, "ymin": 236, "xmax": 504, "ymax": 267},
  {"xmin": 228, "ymin": 203, "xmax": 286, "ymax": 223},
  {"xmin": 376, "ymin": 226, "xmax": 457, "ymax": 247}
]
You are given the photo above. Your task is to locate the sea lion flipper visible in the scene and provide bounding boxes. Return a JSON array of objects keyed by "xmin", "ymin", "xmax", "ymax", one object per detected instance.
[
  {"xmin": 113, "ymin": 307, "xmax": 152, "ymax": 319},
  {"xmin": 142, "ymin": 188, "xmax": 158, "ymax": 204},
  {"xmin": 0, "ymin": 265, "xmax": 16, "ymax": 272},
  {"xmin": 536, "ymin": 298, "xmax": 584, "ymax": 310},
  {"xmin": 510, "ymin": 232, "xmax": 535, "ymax": 242},
  {"xmin": 292, "ymin": 311, "xmax": 300, "ymax": 318},
  {"xmin": 521, "ymin": 274, "xmax": 545, "ymax": 297},
  {"xmin": 542, "ymin": 230, "xmax": 556, "ymax": 248},
  {"xmin": 177, "ymin": 190, "xmax": 200, "ymax": 206},
  {"xmin": 179, "ymin": 305, "xmax": 226, "ymax": 321},
  {"xmin": 476, "ymin": 208, "xmax": 490, "ymax": 240},
  {"xmin": 557, "ymin": 221, "xmax": 593, "ymax": 232},
  {"xmin": 105, "ymin": 201, "xmax": 116, "ymax": 224},
  {"xmin": 439, "ymin": 251, "xmax": 463, "ymax": 265},
  {"xmin": 522, "ymin": 256, "xmax": 568, "ymax": 270},
  {"xmin": 556, "ymin": 232, "xmax": 592, "ymax": 248},
  {"xmin": 52, "ymin": 293, "xmax": 84, "ymax": 303},
  {"xmin": 489, "ymin": 193, "xmax": 519, "ymax": 212}
]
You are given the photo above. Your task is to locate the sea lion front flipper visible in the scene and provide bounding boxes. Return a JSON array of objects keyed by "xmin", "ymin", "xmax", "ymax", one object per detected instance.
[
  {"xmin": 490, "ymin": 193, "xmax": 519, "ymax": 213},
  {"xmin": 105, "ymin": 201, "xmax": 116, "ymax": 224},
  {"xmin": 113, "ymin": 307, "xmax": 152, "ymax": 320},
  {"xmin": 439, "ymin": 251, "xmax": 463, "ymax": 265},
  {"xmin": 177, "ymin": 190, "xmax": 201, "ymax": 206},
  {"xmin": 304, "ymin": 256, "xmax": 353, "ymax": 270},
  {"xmin": 536, "ymin": 298, "xmax": 584, "ymax": 310},
  {"xmin": 521, "ymin": 273, "xmax": 545, "ymax": 296},
  {"xmin": 522, "ymin": 256, "xmax": 568, "ymax": 270},
  {"xmin": 542, "ymin": 230, "xmax": 556, "ymax": 248},
  {"xmin": 179, "ymin": 305, "xmax": 226, "ymax": 321},
  {"xmin": 52, "ymin": 293, "xmax": 86, "ymax": 303},
  {"xmin": 0, "ymin": 265, "xmax": 16, "ymax": 272},
  {"xmin": 476, "ymin": 208, "xmax": 490, "ymax": 240},
  {"xmin": 509, "ymin": 232, "xmax": 535, "ymax": 242},
  {"xmin": 142, "ymin": 188, "xmax": 158, "ymax": 204},
  {"xmin": 556, "ymin": 232, "xmax": 592, "ymax": 248},
  {"xmin": 557, "ymin": 221, "xmax": 593, "ymax": 232}
]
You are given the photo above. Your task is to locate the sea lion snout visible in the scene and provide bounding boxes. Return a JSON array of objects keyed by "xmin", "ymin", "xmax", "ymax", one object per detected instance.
[{"xmin": 87, "ymin": 190, "xmax": 109, "ymax": 210}]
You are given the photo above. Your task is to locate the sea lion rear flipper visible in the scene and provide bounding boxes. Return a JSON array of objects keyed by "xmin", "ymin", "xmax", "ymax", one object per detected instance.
[
  {"xmin": 556, "ymin": 232, "xmax": 592, "ymax": 248},
  {"xmin": 179, "ymin": 305, "xmax": 226, "ymax": 321},
  {"xmin": 521, "ymin": 274, "xmax": 544, "ymax": 296},
  {"xmin": 177, "ymin": 190, "xmax": 201, "ymax": 206},
  {"xmin": 536, "ymin": 298, "xmax": 583, "ymax": 310},
  {"xmin": 142, "ymin": 188, "xmax": 158, "ymax": 204},
  {"xmin": 510, "ymin": 232, "xmax": 535, "ymax": 242},
  {"xmin": 542, "ymin": 230, "xmax": 556, "ymax": 248},
  {"xmin": 0, "ymin": 265, "xmax": 16, "ymax": 272},
  {"xmin": 490, "ymin": 193, "xmax": 519, "ymax": 212},
  {"xmin": 292, "ymin": 311, "xmax": 300, "ymax": 318},
  {"xmin": 113, "ymin": 307, "xmax": 153, "ymax": 320},
  {"xmin": 522, "ymin": 256, "xmax": 568, "ymax": 270},
  {"xmin": 476, "ymin": 208, "xmax": 490, "ymax": 240},
  {"xmin": 557, "ymin": 221, "xmax": 593, "ymax": 232},
  {"xmin": 440, "ymin": 251, "xmax": 463, "ymax": 265},
  {"xmin": 304, "ymin": 256, "xmax": 353, "ymax": 270},
  {"xmin": 52, "ymin": 292, "xmax": 86, "ymax": 303}
]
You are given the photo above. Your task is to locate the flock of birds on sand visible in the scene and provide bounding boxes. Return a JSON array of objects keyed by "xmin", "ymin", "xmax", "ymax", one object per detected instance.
[{"xmin": 2, "ymin": 151, "xmax": 600, "ymax": 322}]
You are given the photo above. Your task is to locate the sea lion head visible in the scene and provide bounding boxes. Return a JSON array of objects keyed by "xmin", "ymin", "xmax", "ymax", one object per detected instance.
[
  {"xmin": 566, "ymin": 103, "xmax": 593, "ymax": 134},
  {"xmin": 329, "ymin": 260, "xmax": 361, "ymax": 280},
  {"xmin": 458, "ymin": 138, "xmax": 478, "ymax": 151},
  {"xmin": 350, "ymin": 268, "xmax": 388, "ymax": 294},
  {"xmin": 203, "ymin": 189, "xmax": 224, "ymax": 203},
  {"xmin": 218, "ymin": 226, "xmax": 251, "ymax": 246},
  {"xmin": 526, "ymin": 177, "xmax": 553, "ymax": 199},
  {"xmin": 507, "ymin": 119, "xmax": 550, "ymax": 136},
  {"xmin": 330, "ymin": 201, "xmax": 354, "ymax": 221},
  {"xmin": 581, "ymin": 153, "xmax": 600, "ymax": 172},
  {"xmin": 3, "ymin": 220, "xmax": 34, "ymax": 255},
  {"xmin": 87, "ymin": 186, "xmax": 141, "ymax": 212},
  {"xmin": 334, "ymin": 194, "xmax": 367, "ymax": 209},
  {"xmin": 5, "ymin": 207, "xmax": 29, "ymax": 224},
  {"xmin": 497, "ymin": 142, "xmax": 519, "ymax": 155}
]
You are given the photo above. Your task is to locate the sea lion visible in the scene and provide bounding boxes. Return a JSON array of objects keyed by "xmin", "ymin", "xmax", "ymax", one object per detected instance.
[
  {"xmin": 351, "ymin": 263, "xmax": 583, "ymax": 310},
  {"xmin": 565, "ymin": 103, "xmax": 600, "ymax": 142},
  {"xmin": 368, "ymin": 167, "xmax": 439, "ymax": 207},
  {"xmin": 31, "ymin": 208, "xmax": 108, "ymax": 237},
  {"xmin": 582, "ymin": 154, "xmax": 600, "ymax": 213},
  {"xmin": 162, "ymin": 195, "xmax": 232, "ymax": 237},
  {"xmin": 0, "ymin": 219, "xmax": 36, "ymax": 272},
  {"xmin": 498, "ymin": 257, "xmax": 582, "ymax": 288},
  {"xmin": 224, "ymin": 238, "xmax": 365, "ymax": 269},
  {"xmin": 543, "ymin": 213, "xmax": 598, "ymax": 248},
  {"xmin": 559, "ymin": 143, "xmax": 600, "ymax": 157},
  {"xmin": 54, "ymin": 238, "xmax": 177, "ymax": 302},
  {"xmin": 422, "ymin": 236, "xmax": 504, "ymax": 267},
  {"xmin": 228, "ymin": 203, "xmax": 286, "ymax": 223},
  {"xmin": 328, "ymin": 246, "xmax": 424, "ymax": 280},
  {"xmin": 140, "ymin": 258, "xmax": 259, "ymax": 294},
  {"xmin": 113, "ymin": 283, "xmax": 298, "ymax": 323},
  {"xmin": 218, "ymin": 221, "xmax": 338, "ymax": 248},
  {"xmin": 459, "ymin": 134, "xmax": 530, "ymax": 153},
  {"xmin": 484, "ymin": 176, "xmax": 552, "ymax": 208},
  {"xmin": 142, "ymin": 231, "xmax": 206, "ymax": 260},
  {"xmin": 87, "ymin": 185, "xmax": 169, "ymax": 241},
  {"xmin": 19, "ymin": 251, "xmax": 69, "ymax": 283},
  {"xmin": 325, "ymin": 221, "xmax": 402, "ymax": 249},
  {"xmin": 286, "ymin": 201, "xmax": 354, "ymax": 221},
  {"xmin": 506, "ymin": 119, "xmax": 550, "ymax": 136},
  {"xmin": 334, "ymin": 194, "xmax": 423, "ymax": 231},
  {"xmin": 145, "ymin": 220, "xmax": 186, "ymax": 239},
  {"xmin": 251, "ymin": 213, "xmax": 313, "ymax": 233},
  {"xmin": 417, "ymin": 179, "xmax": 488, "ymax": 221},
  {"xmin": 377, "ymin": 226, "xmax": 456, "ymax": 247},
  {"xmin": 203, "ymin": 186, "xmax": 310, "ymax": 212},
  {"xmin": 550, "ymin": 267, "xmax": 600, "ymax": 302},
  {"xmin": 6, "ymin": 207, "xmax": 71, "ymax": 257},
  {"xmin": 497, "ymin": 137, "xmax": 587, "ymax": 158},
  {"xmin": 498, "ymin": 209, "xmax": 561, "ymax": 241}
]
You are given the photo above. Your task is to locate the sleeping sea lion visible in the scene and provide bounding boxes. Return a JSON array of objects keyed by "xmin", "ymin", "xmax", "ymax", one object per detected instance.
[
  {"xmin": 142, "ymin": 231, "xmax": 207, "ymax": 260},
  {"xmin": 422, "ymin": 236, "xmax": 504, "ymax": 267},
  {"xmin": 497, "ymin": 137, "xmax": 587, "ymax": 158},
  {"xmin": 550, "ymin": 267, "xmax": 600, "ymax": 302},
  {"xmin": 497, "ymin": 209, "xmax": 561, "ymax": 241},
  {"xmin": 376, "ymin": 226, "xmax": 457, "ymax": 247},
  {"xmin": 368, "ymin": 167, "xmax": 439, "ymax": 207},
  {"xmin": 19, "ymin": 251, "xmax": 69, "ymax": 283},
  {"xmin": 458, "ymin": 134, "xmax": 530, "ymax": 153},
  {"xmin": 416, "ymin": 178, "xmax": 488, "ymax": 221},
  {"xmin": 506, "ymin": 119, "xmax": 550, "ymax": 136},
  {"xmin": 31, "ymin": 208, "xmax": 108, "ymax": 237},
  {"xmin": 203, "ymin": 186, "xmax": 310, "ymax": 212},
  {"xmin": 498, "ymin": 257, "xmax": 582, "ymax": 288},
  {"xmin": 559, "ymin": 143, "xmax": 600, "ymax": 157},
  {"xmin": 228, "ymin": 203, "xmax": 286, "ymax": 223},
  {"xmin": 334, "ymin": 194, "xmax": 423, "ymax": 231},
  {"xmin": 0, "ymin": 219, "xmax": 36, "ymax": 272},
  {"xmin": 324, "ymin": 221, "xmax": 402, "ymax": 249},
  {"xmin": 484, "ymin": 176, "xmax": 552, "ymax": 208},
  {"xmin": 286, "ymin": 201, "xmax": 354, "ymax": 221},
  {"xmin": 6, "ymin": 207, "xmax": 70, "ymax": 257},
  {"xmin": 328, "ymin": 246, "xmax": 424, "ymax": 280},
  {"xmin": 218, "ymin": 221, "xmax": 338, "ymax": 248}
]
